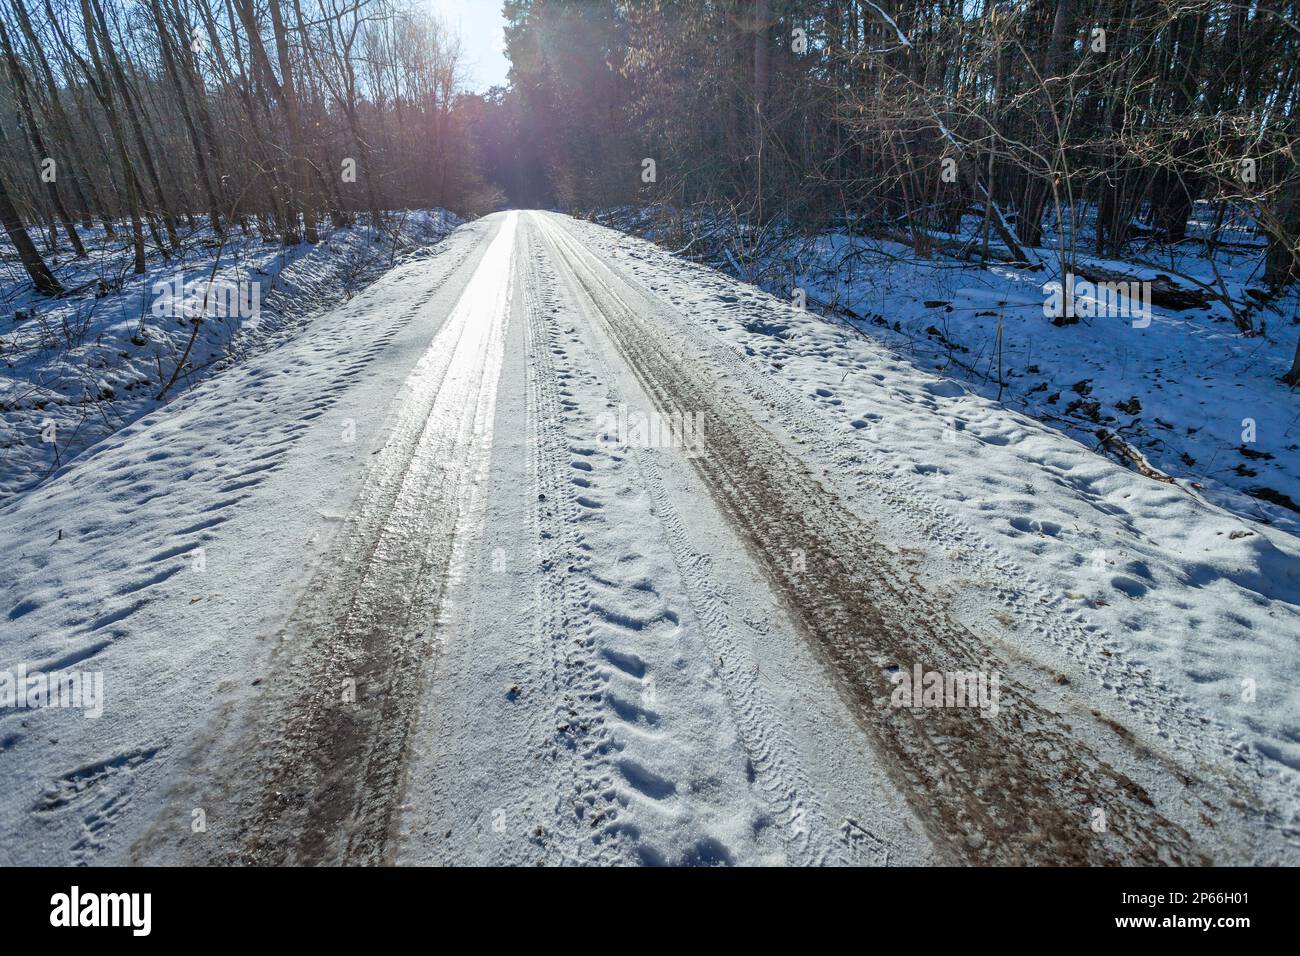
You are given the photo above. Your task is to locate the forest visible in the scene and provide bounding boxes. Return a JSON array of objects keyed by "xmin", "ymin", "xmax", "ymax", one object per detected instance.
[
  {"xmin": 0, "ymin": 1, "xmax": 1298, "ymax": 369},
  {"xmin": 2, "ymin": 0, "xmax": 1300, "ymax": 880},
  {"xmin": 488, "ymin": 1, "xmax": 1300, "ymax": 281}
]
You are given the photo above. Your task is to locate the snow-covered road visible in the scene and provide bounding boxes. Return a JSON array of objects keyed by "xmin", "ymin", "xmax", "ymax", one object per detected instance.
[{"xmin": 2, "ymin": 211, "xmax": 1297, "ymax": 866}]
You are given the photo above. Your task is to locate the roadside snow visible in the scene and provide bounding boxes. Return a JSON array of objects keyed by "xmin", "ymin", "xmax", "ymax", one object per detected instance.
[
  {"xmin": 798, "ymin": 231, "xmax": 1300, "ymax": 533},
  {"xmin": 0, "ymin": 210, "xmax": 460, "ymax": 498},
  {"xmin": 1, "ymin": 208, "xmax": 1294, "ymax": 866},
  {"xmin": 0, "ymin": 215, "xmax": 488, "ymax": 864},
  {"xmin": 602, "ymin": 205, "xmax": 1300, "ymax": 535},
  {"xmin": 567, "ymin": 215, "xmax": 1300, "ymax": 793}
]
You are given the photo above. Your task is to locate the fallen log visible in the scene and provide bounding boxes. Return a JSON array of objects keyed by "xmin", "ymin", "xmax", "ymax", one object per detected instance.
[
  {"xmin": 1095, "ymin": 429, "xmax": 1175, "ymax": 483},
  {"xmin": 1069, "ymin": 263, "xmax": 1211, "ymax": 311}
]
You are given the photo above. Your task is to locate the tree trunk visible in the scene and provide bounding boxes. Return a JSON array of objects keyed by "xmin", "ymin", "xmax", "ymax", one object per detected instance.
[
  {"xmin": 1284, "ymin": 334, "xmax": 1300, "ymax": 387},
  {"xmin": 1016, "ymin": 0, "xmax": 1073, "ymax": 249},
  {"xmin": 65, "ymin": 0, "xmax": 146, "ymax": 272},
  {"xmin": 10, "ymin": 0, "xmax": 111, "ymax": 237},
  {"xmin": 0, "ymin": 162, "xmax": 62, "ymax": 294},
  {"xmin": 88, "ymin": 0, "xmax": 179, "ymax": 251},
  {"xmin": 266, "ymin": 0, "xmax": 319, "ymax": 242},
  {"xmin": 0, "ymin": 20, "xmax": 85, "ymax": 258},
  {"xmin": 1265, "ymin": 177, "xmax": 1300, "ymax": 286},
  {"xmin": 148, "ymin": 0, "xmax": 223, "ymax": 234}
]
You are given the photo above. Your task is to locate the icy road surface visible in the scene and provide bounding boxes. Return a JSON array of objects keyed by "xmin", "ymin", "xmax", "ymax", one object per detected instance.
[{"xmin": 2, "ymin": 212, "xmax": 1297, "ymax": 866}]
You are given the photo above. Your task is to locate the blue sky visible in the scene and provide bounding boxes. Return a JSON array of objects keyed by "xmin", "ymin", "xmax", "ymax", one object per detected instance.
[{"xmin": 428, "ymin": 0, "xmax": 511, "ymax": 92}]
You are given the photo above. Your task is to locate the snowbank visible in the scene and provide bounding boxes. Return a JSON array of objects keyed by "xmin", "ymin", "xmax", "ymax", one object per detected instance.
[{"xmin": 0, "ymin": 210, "xmax": 461, "ymax": 498}]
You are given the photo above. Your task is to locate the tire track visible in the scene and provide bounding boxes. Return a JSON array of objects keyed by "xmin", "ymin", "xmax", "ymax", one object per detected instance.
[
  {"xmin": 534, "ymin": 212, "xmax": 1205, "ymax": 866},
  {"xmin": 529, "ymin": 215, "xmax": 858, "ymax": 865},
  {"xmin": 555, "ymin": 215, "xmax": 1291, "ymax": 856},
  {"xmin": 518, "ymin": 224, "xmax": 633, "ymax": 865},
  {"xmin": 523, "ymin": 215, "xmax": 825, "ymax": 866},
  {"xmin": 204, "ymin": 214, "xmax": 517, "ymax": 865}
]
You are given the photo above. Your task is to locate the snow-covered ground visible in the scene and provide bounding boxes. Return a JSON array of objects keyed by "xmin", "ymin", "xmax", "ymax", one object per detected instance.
[
  {"xmin": 601, "ymin": 205, "xmax": 1300, "ymax": 535},
  {"xmin": 0, "ymin": 213, "xmax": 490, "ymax": 865},
  {"xmin": 0, "ymin": 210, "xmax": 460, "ymax": 498},
  {"xmin": 0, "ymin": 210, "xmax": 1295, "ymax": 866},
  {"xmin": 563, "ymin": 214, "xmax": 1300, "ymax": 811}
]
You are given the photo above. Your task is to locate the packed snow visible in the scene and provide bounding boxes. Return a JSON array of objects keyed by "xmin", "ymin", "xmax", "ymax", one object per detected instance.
[
  {"xmin": 575, "ymin": 211, "xmax": 1300, "ymax": 782},
  {"xmin": 0, "ymin": 209, "xmax": 1295, "ymax": 866},
  {"xmin": 0, "ymin": 210, "xmax": 461, "ymax": 498},
  {"xmin": 601, "ymin": 204, "xmax": 1300, "ymax": 535}
]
